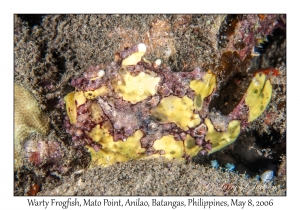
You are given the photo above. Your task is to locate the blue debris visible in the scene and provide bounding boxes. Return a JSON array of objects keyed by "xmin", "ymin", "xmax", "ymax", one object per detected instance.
[
  {"xmin": 255, "ymin": 175, "xmax": 260, "ymax": 181},
  {"xmin": 225, "ymin": 163, "xmax": 235, "ymax": 172},
  {"xmin": 261, "ymin": 170, "xmax": 274, "ymax": 183},
  {"xmin": 244, "ymin": 174, "xmax": 250, "ymax": 179},
  {"xmin": 211, "ymin": 160, "xmax": 219, "ymax": 169}
]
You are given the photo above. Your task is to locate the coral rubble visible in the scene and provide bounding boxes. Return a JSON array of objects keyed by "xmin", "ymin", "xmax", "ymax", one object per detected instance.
[
  {"xmin": 14, "ymin": 83, "xmax": 50, "ymax": 169},
  {"xmin": 64, "ymin": 43, "xmax": 272, "ymax": 167}
]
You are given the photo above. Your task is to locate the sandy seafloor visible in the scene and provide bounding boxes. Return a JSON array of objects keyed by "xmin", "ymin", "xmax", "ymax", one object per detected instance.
[{"xmin": 14, "ymin": 14, "xmax": 286, "ymax": 196}]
